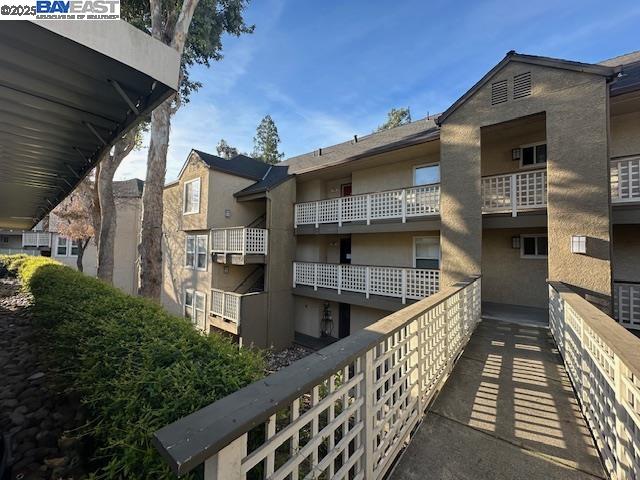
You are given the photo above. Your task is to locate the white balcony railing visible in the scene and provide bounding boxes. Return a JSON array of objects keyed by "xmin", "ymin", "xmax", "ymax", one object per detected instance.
[
  {"xmin": 481, "ymin": 168, "xmax": 547, "ymax": 216},
  {"xmin": 614, "ymin": 282, "xmax": 640, "ymax": 330},
  {"xmin": 295, "ymin": 184, "xmax": 440, "ymax": 228},
  {"xmin": 550, "ymin": 282, "xmax": 640, "ymax": 478},
  {"xmin": 21, "ymin": 232, "xmax": 51, "ymax": 248},
  {"xmin": 0, "ymin": 248, "xmax": 39, "ymax": 256},
  {"xmin": 154, "ymin": 278, "xmax": 481, "ymax": 479},
  {"xmin": 210, "ymin": 289, "xmax": 242, "ymax": 324},
  {"xmin": 293, "ymin": 261, "xmax": 439, "ymax": 303},
  {"xmin": 211, "ymin": 227, "xmax": 268, "ymax": 256},
  {"xmin": 611, "ymin": 156, "xmax": 640, "ymax": 203}
]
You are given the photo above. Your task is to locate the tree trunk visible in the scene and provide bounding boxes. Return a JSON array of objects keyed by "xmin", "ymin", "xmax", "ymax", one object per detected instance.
[
  {"xmin": 92, "ymin": 162, "xmax": 102, "ymax": 245},
  {"xmin": 138, "ymin": 98, "xmax": 172, "ymax": 300},
  {"xmin": 97, "ymin": 161, "xmax": 117, "ymax": 283}
]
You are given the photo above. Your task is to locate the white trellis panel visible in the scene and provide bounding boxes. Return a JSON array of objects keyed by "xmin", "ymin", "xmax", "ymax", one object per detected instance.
[
  {"xmin": 516, "ymin": 169, "xmax": 547, "ymax": 209},
  {"xmin": 210, "ymin": 227, "xmax": 267, "ymax": 255},
  {"xmin": 481, "ymin": 174, "xmax": 512, "ymax": 211},
  {"xmin": 210, "ymin": 289, "xmax": 241, "ymax": 324},
  {"xmin": 614, "ymin": 282, "xmax": 640, "ymax": 330},
  {"xmin": 406, "ymin": 185, "xmax": 440, "ymax": 217},
  {"xmin": 481, "ymin": 168, "xmax": 547, "ymax": 215},
  {"xmin": 549, "ymin": 284, "xmax": 640, "ymax": 479},
  {"xmin": 194, "ymin": 278, "xmax": 481, "ymax": 480},
  {"xmin": 611, "ymin": 156, "xmax": 640, "ymax": 203}
]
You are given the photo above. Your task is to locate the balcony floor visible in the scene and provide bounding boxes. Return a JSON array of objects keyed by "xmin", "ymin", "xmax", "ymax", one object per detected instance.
[{"xmin": 389, "ymin": 318, "xmax": 606, "ymax": 480}]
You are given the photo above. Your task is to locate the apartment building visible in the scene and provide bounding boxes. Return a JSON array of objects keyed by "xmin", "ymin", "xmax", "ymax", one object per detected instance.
[
  {"xmin": 161, "ymin": 150, "xmax": 295, "ymax": 349},
  {"xmin": 9, "ymin": 179, "xmax": 144, "ymax": 295},
  {"xmin": 162, "ymin": 50, "xmax": 640, "ymax": 349}
]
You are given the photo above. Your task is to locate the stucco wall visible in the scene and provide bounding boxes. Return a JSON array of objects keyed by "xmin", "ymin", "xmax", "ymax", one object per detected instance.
[
  {"xmin": 350, "ymin": 231, "xmax": 438, "ymax": 267},
  {"xmin": 441, "ymin": 61, "xmax": 612, "ymax": 299},
  {"xmin": 612, "ymin": 224, "xmax": 640, "ymax": 283},
  {"xmin": 208, "ymin": 171, "xmax": 264, "ymax": 228},
  {"xmin": 611, "ymin": 111, "xmax": 640, "ymax": 158},
  {"xmin": 294, "ymin": 296, "xmax": 326, "ymax": 338},
  {"xmin": 350, "ymin": 305, "xmax": 387, "ymax": 332},
  {"xmin": 481, "ymin": 228, "xmax": 548, "ymax": 308}
]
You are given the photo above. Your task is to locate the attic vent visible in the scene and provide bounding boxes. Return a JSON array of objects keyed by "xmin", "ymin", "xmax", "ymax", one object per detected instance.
[
  {"xmin": 513, "ymin": 72, "xmax": 532, "ymax": 99},
  {"xmin": 491, "ymin": 80, "xmax": 508, "ymax": 105}
]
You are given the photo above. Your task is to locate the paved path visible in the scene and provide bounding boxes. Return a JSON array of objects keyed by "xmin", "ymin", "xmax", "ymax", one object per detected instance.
[{"xmin": 390, "ymin": 318, "xmax": 606, "ymax": 480}]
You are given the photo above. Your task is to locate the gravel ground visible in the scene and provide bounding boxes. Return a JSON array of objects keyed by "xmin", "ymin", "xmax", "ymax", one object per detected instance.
[
  {"xmin": 264, "ymin": 344, "xmax": 313, "ymax": 374},
  {"xmin": 0, "ymin": 278, "xmax": 86, "ymax": 480}
]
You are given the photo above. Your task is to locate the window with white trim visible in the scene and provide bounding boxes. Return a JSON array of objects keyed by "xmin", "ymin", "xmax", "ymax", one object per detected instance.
[
  {"xmin": 183, "ymin": 178, "xmax": 201, "ymax": 214},
  {"xmin": 414, "ymin": 236, "xmax": 440, "ymax": 269},
  {"xmin": 185, "ymin": 234, "xmax": 208, "ymax": 270},
  {"xmin": 56, "ymin": 237, "xmax": 68, "ymax": 256},
  {"xmin": 414, "ymin": 164, "xmax": 440, "ymax": 186},
  {"xmin": 184, "ymin": 289, "xmax": 206, "ymax": 330},
  {"xmin": 520, "ymin": 143, "xmax": 547, "ymax": 168},
  {"xmin": 521, "ymin": 235, "xmax": 548, "ymax": 258}
]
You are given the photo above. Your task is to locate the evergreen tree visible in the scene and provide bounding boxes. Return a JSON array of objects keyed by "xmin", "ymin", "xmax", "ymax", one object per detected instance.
[
  {"xmin": 253, "ymin": 115, "xmax": 284, "ymax": 164},
  {"xmin": 377, "ymin": 107, "xmax": 412, "ymax": 131},
  {"xmin": 216, "ymin": 139, "xmax": 239, "ymax": 159}
]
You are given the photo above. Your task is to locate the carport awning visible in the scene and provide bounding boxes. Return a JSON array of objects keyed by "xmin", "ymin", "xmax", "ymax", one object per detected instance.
[{"xmin": 0, "ymin": 20, "xmax": 180, "ymax": 229}]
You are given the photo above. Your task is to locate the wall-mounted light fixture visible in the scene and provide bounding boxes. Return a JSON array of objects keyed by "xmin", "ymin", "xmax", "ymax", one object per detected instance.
[
  {"xmin": 512, "ymin": 148, "xmax": 521, "ymax": 161},
  {"xmin": 224, "ymin": 209, "xmax": 231, "ymax": 218},
  {"xmin": 511, "ymin": 236, "xmax": 521, "ymax": 249},
  {"xmin": 223, "ymin": 266, "xmax": 229, "ymax": 274},
  {"xmin": 571, "ymin": 235, "xmax": 587, "ymax": 254}
]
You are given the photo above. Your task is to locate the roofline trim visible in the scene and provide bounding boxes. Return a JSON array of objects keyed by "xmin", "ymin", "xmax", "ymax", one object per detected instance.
[{"xmin": 436, "ymin": 51, "xmax": 620, "ymax": 125}]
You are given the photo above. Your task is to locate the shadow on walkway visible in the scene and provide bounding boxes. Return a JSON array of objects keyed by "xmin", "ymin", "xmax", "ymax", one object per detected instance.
[{"xmin": 390, "ymin": 318, "xmax": 605, "ymax": 480}]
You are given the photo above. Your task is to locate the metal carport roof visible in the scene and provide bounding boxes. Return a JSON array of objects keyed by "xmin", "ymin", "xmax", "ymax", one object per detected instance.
[{"xmin": 0, "ymin": 20, "xmax": 180, "ymax": 229}]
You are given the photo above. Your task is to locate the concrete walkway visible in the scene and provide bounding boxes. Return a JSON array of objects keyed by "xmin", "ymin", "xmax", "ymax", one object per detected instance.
[{"xmin": 390, "ymin": 318, "xmax": 606, "ymax": 480}]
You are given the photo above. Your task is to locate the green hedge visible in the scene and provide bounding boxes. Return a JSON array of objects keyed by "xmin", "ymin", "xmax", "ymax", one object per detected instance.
[{"xmin": 0, "ymin": 255, "xmax": 264, "ymax": 479}]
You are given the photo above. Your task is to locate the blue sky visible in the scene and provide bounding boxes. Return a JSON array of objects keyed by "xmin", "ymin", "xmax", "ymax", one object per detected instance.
[{"xmin": 116, "ymin": 0, "xmax": 640, "ymax": 181}]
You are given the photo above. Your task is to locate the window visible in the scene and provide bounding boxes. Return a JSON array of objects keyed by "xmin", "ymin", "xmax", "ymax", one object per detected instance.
[
  {"xmin": 521, "ymin": 235, "xmax": 548, "ymax": 258},
  {"xmin": 184, "ymin": 289, "xmax": 206, "ymax": 330},
  {"xmin": 56, "ymin": 237, "xmax": 68, "ymax": 256},
  {"xmin": 185, "ymin": 234, "xmax": 208, "ymax": 270},
  {"xmin": 414, "ymin": 236, "xmax": 440, "ymax": 269},
  {"xmin": 0, "ymin": 235, "xmax": 8, "ymax": 244},
  {"xmin": 521, "ymin": 143, "xmax": 547, "ymax": 168},
  {"xmin": 414, "ymin": 164, "xmax": 440, "ymax": 186},
  {"xmin": 183, "ymin": 178, "xmax": 201, "ymax": 214},
  {"xmin": 70, "ymin": 240, "xmax": 79, "ymax": 256}
]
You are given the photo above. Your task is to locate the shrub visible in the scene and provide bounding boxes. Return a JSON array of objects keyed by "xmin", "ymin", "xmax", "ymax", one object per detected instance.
[{"xmin": 6, "ymin": 255, "xmax": 264, "ymax": 479}]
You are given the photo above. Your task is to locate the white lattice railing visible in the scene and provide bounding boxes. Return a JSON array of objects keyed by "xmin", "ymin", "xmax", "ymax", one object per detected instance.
[
  {"xmin": 0, "ymin": 248, "xmax": 39, "ymax": 256},
  {"xmin": 154, "ymin": 278, "xmax": 481, "ymax": 479},
  {"xmin": 614, "ymin": 282, "xmax": 640, "ymax": 330},
  {"xmin": 481, "ymin": 168, "xmax": 547, "ymax": 216},
  {"xmin": 293, "ymin": 261, "xmax": 439, "ymax": 303},
  {"xmin": 611, "ymin": 156, "xmax": 640, "ymax": 203},
  {"xmin": 295, "ymin": 184, "xmax": 440, "ymax": 228},
  {"xmin": 211, "ymin": 227, "xmax": 268, "ymax": 255},
  {"xmin": 549, "ymin": 282, "xmax": 640, "ymax": 478},
  {"xmin": 21, "ymin": 232, "xmax": 51, "ymax": 248},
  {"xmin": 210, "ymin": 289, "xmax": 242, "ymax": 324}
]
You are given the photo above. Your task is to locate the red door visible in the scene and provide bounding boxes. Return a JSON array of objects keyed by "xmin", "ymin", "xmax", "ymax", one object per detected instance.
[{"xmin": 341, "ymin": 183, "xmax": 352, "ymax": 196}]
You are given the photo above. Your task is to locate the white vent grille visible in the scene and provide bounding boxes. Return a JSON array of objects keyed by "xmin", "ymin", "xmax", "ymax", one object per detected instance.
[
  {"xmin": 491, "ymin": 80, "xmax": 508, "ymax": 105},
  {"xmin": 513, "ymin": 72, "xmax": 532, "ymax": 99}
]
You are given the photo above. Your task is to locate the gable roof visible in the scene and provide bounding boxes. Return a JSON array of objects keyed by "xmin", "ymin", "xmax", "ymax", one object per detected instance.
[
  {"xmin": 234, "ymin": 165, "xmax": 292, "ymax": 198},
  {"xmin": 282, "ymin": 116, "xmax": 439, "ymax": 175},
  {"xmin": 437, "ymin": 51, "xmax": 620, "ymax": 125},
  {"xmin": 194, "ymin": 150, "xmax": 272, "ymax": 181},
  {"xmin": 600, "ymin": 50, "xmax": 640, "ymax": 97}
]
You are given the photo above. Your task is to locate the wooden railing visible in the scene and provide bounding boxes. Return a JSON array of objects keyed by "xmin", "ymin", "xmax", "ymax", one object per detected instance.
[
  {"xmin": 210, "ymin": 289, "xmax": 242, "ymax": 324},
  {"xmin": 614, "ymin": 282, "xmax": 640, "ymax": 330},
  {"xmin": 154, "ymin": 277, "xmax": 481, "ymax": 478},
  {"xmin": 549, "ymin": 282, "xmax": 640, "ymax": 478},
  {"xmin": 21, "ymin": 232, "xmax": 51, "ymax": 248},
  {"xmin": 481, "ymin": 168, "xmax": 547, "ymax": 216},
  {"xmin": 294, "ymin": 184, "xmax": 440, "ymax": 228},
  {"xmin": 611, "ymin": 156, "xmax": 640, "ymax": 203},
  {"xmin": 211, "ymin": 227, "xmax": 268, "ymax": 256},
  {"xmin": 293, "ymin": 261, "xmax": 439, "ymax": 304}
]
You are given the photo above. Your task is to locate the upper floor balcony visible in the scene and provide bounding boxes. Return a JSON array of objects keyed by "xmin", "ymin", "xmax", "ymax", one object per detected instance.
[
  {"xmin": 211, "ymin": 227, "xmax": 268, "ymax": 265},
  {"xmin": 611, "ymin": 156, "xmax": 640, "ymax": 204},
  {"xmin": 209, "ymin": 288, "xmax": 267, "ymax": 337},
  {"xmin": 22, "ymin": 232, "xmax": 51, "ymax": 248},
  {"xmin": 481, "ymin": 168, "xmax": 547, "ymax": 216},
  {"xmin": 293, "ymin": 261, "xmax": 439, "ymax": 307},
  {"xmin": 294, "ymin": 184, "xmax": 440, "ymax": 233}
]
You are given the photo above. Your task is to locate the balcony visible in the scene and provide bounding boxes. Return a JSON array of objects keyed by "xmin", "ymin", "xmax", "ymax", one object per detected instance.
[
  {"xmin": 293, "ymin": 261, "xmax": 439, "ymax": 306},
  {"xmin": 211, "ymin": 227, "xmax": 268, "ymax": 265},
  {"xmin": 614, "ymin": 281, "xmax": 639, "ymax": 329},
  {"xmin": 294, "ymin": 184, "xmax": 440, "ymax": 233},
  {"xmin": 481, "ymin": 168, "xmax": 547, "ymax": 216},
  {"xmin": 611, "ymin": 156, "xmax": 640, "ymax": 204},
  {"xmin": 209, "ymin": 288, "xmax": 268, "ymax": 338},
  {"xmin": 21, "ymin": 232, "xmax": 51, "ymax": 248}
]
